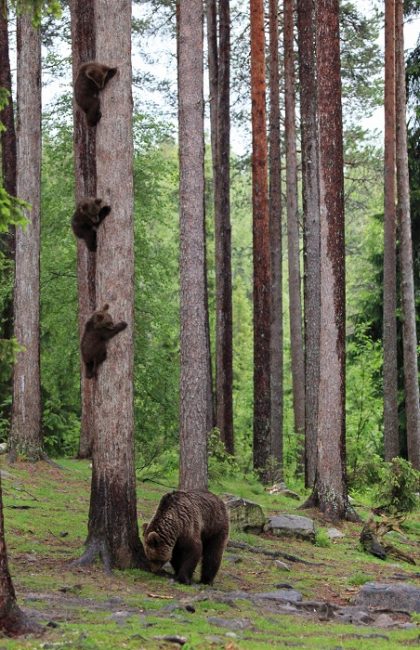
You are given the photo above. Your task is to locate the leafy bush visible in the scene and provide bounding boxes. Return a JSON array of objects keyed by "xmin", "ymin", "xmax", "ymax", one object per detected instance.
[
  {"xmin": 376, "ymin": 458, "xmax": 420, "ymax": 514},
  {"xmin": 314, "ymin": 528, "xmax": 332, "ymax": 548},
  {"xmin": 208, "ymin": 428, "xmax": 240, "ymax": 481}
]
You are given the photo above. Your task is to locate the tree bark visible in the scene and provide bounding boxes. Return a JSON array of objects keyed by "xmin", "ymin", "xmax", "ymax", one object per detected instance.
[
  {"xmin": 284, "ymin": 0, "xmax": 305, "ymax": 468},
  {"xmin": 9, "ymin": 13, "xmax": 43, "ymax": 462},
  {"xmin": 297, "ymin": 0, "xmax": 321, "ymax": 488},
  {"xmin": 383, "ymin": 0, "xmax": 399, "ymax": 462},
  {"xmin": 215, "ymin": 0, "xmax": 233, "ymax": 454},
  {"xmin": 250, "ymin": 0, "xmax": 271, "ymax": 482},
  {"xmin": 268, "ymin": 0, "xmax": 283, "ymax": 473},
  {"xmin": 306, "ymin": 0, "xmax": 353, "ymax": 521},
  {"xmin": 0, "ymin": 477, "xmax": 40, "ymax": 636},
  {"xmin": 178, "ymin": 0, "xmax": 209, "ymax": 490},
  {"xmin": 79, "ymin": 0, "xmax": 147, "ymax": 569},
  {"xmin": 69, "ymin": 0, "xmax": 97, "ymax": 460},
  {"xmin": 0, "ymin": 1, "xmax": 16, "ymax": 199},
  {"xmin": 395, "ymin": 0, "xmax": 420, "ymax": 470}
]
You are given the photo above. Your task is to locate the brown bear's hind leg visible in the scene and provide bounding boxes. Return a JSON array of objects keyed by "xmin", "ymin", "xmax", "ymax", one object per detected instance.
[
  {"xmin": 200, "ymin": 532, "xmax": 227, "ymax": 585},
  {"xmin": 175, "ymin": 541, "xmax": 202, "ymax": 585}
]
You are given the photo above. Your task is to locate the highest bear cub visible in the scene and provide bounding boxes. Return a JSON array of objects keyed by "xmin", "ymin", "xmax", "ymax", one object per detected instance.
[
  {"xmin": 71, "ymin": 198, "xmax": 111, "ymax": 252},
  {"xmin": 143, "ymin": 491, "xmax": 229, "ymax": 585},
  {"xmin": 81, "ymin": 304, "xmax": 127, "ymax": 379},
  {"xmin": 74, "ymin": 61, "xmax": 117, "ymax": 127}
]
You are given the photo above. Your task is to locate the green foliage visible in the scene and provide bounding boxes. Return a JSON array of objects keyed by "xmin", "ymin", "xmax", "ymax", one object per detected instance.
[
  {"xmin": 314, "ymin": 528, "xmax": 332, "ymax": 548},
  {"xmin": 11, "ymin": 0, "xmax": 62, "ymax": 26},
  {"xmin": 208, "ymin": 428, "xmax": 240, "ymax": 481},
  {"xmin": 348, "ymin": 572, "xmax": 374, "ymax": 586},
  {"xmin": 376, "ymin": 458, "xmax": 420, "ymax": 514}
]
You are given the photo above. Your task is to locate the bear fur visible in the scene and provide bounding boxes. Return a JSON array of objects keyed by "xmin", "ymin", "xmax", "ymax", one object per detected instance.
[
  {"xmin": 143, "ymin": 490, "xmax": 229, "ymax": 585},
  {"xmin": 81, "ymin": 304, "xmax": 127, "ymax": 379},
  {"xmin": 74, "ymin": 61, "xmax": 117, "ymax": 127},
  {"xmin": 71, "ymin": 198, "xmax": 111, "ymax": 252}
]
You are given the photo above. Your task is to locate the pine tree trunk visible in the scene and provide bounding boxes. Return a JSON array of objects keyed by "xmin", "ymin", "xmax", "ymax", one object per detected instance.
[
  {"xmin": 80, "ymin": 0, "xmax": 147, "ymax": 569},
  {"xmin": 284, "ymin": 0, "xmax": 305, "ymax": 468},
  {"xmin": 395, "ymin": 0, "xmax": 420, "ymax": 470},
  {"xmin": 215, "ymin": 0, "xmax": 233, "ymax": 454},
  {"xmin": 250, "ymin": 0, "xmax": 271, "ymax": 482},
  {"xmin": 306, "ymin": 0, "xmax": 354, "ymax": 521},
  {"xmin": 0, "ymin": 2, "xmax": 16, "ymax": 199},
  {"xmin": 268, "ymin": 0, "xmax": 283, "ymax": 473},
  {"xmin": 9, "ymin": 14, "xmax": 43, "ymax": 462},
  {"xmin": 383, "ymin": 0, "xmax": 399, "ymax": 462},
  {"xmin": 297, "ymin": 0, "xmax": 320, "ymax": 488},
  {"xmin": 70, "ymin": 0, "xmax": 97, "ymax": 460},
  {"xmin": 178, "ymin": 0, "xmax": 209, "ymax": 490},
  {"xmin": 0, "ymin": 477, "xmax": 40, "ymax": 635}
]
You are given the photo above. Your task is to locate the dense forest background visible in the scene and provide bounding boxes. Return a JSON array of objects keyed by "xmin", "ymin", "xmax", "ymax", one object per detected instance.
[{"xmin": 1, "ymin": 0, "xmax": 419, "ymax": 487}]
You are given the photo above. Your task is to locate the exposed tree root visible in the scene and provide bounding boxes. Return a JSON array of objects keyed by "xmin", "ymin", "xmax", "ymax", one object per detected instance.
[
  {"xmin": 71, "ymin": 539, "xmax": 112, "ymax": 574},
  {"xmin": 227, "ymin": 540, "xmax": 324, "ymax": 566},
  {"xmin": 0, "ymin": 602, "xmax": 43, "ymax": 637}
]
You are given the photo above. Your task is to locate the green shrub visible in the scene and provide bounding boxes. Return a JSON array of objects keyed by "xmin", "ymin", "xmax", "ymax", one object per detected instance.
[{"xmin": 376, "ymin": 458, "xmax": 420, "ymax": 514}]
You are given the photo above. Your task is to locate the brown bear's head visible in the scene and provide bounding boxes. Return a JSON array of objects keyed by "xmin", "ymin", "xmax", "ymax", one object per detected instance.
[
  {"xmin": 90, "ymin": 304, "xmax": 115, "ymax": 330},
  {"xmin": 79, "ymin": 198, "xmax": 111, "ymax": 225},
  {"xmin": 142, "ymin": 522, "xmax": 172, "ymax": 573}
]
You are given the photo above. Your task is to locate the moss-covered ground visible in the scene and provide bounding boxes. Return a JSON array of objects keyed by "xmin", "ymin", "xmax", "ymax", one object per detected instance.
[{"xmin": 1, "ymin": 459, "xmax": 419, "ymax": 649}]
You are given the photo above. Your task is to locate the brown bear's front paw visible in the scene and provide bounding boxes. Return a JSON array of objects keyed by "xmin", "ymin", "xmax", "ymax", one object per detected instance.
[{"xmin": 176, "ymin": 574, "xmax": 192, "ymax": 585}]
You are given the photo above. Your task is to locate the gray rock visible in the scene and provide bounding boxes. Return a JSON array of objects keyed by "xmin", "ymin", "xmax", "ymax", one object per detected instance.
[
  {"xmin": 335, "ymin": 607, "xmax": 374, "ymax": 625},
  {"xmin": 354, "ymin": 582, "xmax": 420, "ymax": 613},
  {"xmin": 223, "ymin": 495, "xmax": 266, "ymax": 532},
  {"xmin": 255, "ymin": 589, "xmax": 302, "ymax": 603},
  {"xmin": 274, "ymin": 560, "xmax": 291, "ymax": 571},
  {"xmin": 264, "ymin": 514, "xmax": 316, "ymax": 542},
  {"xmin": 327, "ymin": 528, "xmax": 345, "ymax": 540},
  {"xmin": 207, "ymin": 617, "xmax": 251, "ymax": 630},
  {"xmin": 374, "ymin": 613, "xmax": 396, "ymax": 628}
]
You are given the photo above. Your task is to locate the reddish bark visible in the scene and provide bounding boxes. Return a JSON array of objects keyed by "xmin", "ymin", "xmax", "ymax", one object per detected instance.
[
  {"xmin": 297, "ymin": 0, "xmax": 320, "ymax": 488},
  {"xmin": 383, "ymin": 0, "xmax": 399, "ymax": 462},
  {"xmin": 0, "ymin": 1, "xmax": 16, "ymax": 199},
  {"xmin": 284, "ymin": 0, "xmax": 305, "ymax": 468},
  {"xmin": 178, "ymin": 0, "xmax": 209, "ymax": 489},
  {"xmin": 268, "ymin": 0, "xmax": 283, "ymax": 473},
  {"xmin": 69, "ymin": 0, "xmax": 97, "ymax": 460},
  {"xmin": 395, "ymin": 0, "xmax": 420, "ymax": 470},
  {"xmin": 250, "ymin": 0, "xmax": 271, "ymax": 482}
]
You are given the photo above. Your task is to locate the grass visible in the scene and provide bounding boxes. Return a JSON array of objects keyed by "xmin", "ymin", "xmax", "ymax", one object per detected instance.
[{"xmin": 1, "ymin": 457, "xmax": 419, "ymax": 649}]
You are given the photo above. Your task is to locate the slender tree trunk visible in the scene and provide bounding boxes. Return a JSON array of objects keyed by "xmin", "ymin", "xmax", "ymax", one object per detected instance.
[
  {"xmin": 78, "ymin": 0, "xmax": 147, "ymax": 570},
  {"xmin": 178, "ymin": 0, "xmax": 209, "ymax": 490},
  {"xmin": 395, "ymin": 0, "xmax": 420, "ymax": 470},
  {"xmin": 383, "ymin": 0, "xmax": 399, "ymax": 462},
  {"xmin": 69, "ymin": 0, "xmax": 97, "ymax": 460},
  {"xmin": 250, "ymin": 0, "xmax": 271, "ymax": 482},
  {"xmin": 305, "ymin": 0, "xmax": 354, "ymax": 521},
  {"xmin": 0, "ymin": 478, "xmax": 40, "ymax": 635},
  {"xmin": 9, "ymin": 14, "xmax": 43, "ymax": 462},
  {"xmin": 0, "ymin": 1, "xmax": 16, "ymax": 199},
  {"xmin": 297, "ymin": 0, "xmax": 320, "ymax": 488},
  {"xmin": 215, "ymin": 0, "xmax": 233, "ymax": 453},
  {"xmin": 268, "ymin": 0, "xmax": 283, "ymax": 473},
  {"xmin": 284, "ymin": 0, "xmax": 305, "ymax": 468}
]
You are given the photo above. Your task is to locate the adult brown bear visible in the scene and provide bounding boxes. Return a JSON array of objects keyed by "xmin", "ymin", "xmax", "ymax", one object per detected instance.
[{"xmin": 143, "ymin": 491, "xmax": 229, "ymax": 585}]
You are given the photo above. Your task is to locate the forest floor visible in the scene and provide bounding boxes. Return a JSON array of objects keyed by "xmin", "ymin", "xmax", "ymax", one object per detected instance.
[{"xmin": 1, "ymin": 458, "xmax": 419, "ymax": 649}]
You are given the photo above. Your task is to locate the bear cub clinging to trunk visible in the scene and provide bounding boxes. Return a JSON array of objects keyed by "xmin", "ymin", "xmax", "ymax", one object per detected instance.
[
  {"xmin": 71, "ymin": 198, "xmax": 111, "ymax": 252},
  {"xmin": 74, "ymin": 61, "xmax": 117, "ymax": 127},
  {"xmin": 81, "ymin": 304, "xmax": 127, "ymax": 379},
  {"xmin": 143, "ymin": 490, "xmax": 229, "ymax": 585}
]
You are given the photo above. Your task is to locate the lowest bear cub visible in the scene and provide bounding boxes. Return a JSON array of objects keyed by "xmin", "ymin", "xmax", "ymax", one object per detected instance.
[
  {"xmin": 81, "ymin": 304, "xmax": 127, "ymax": 379},
  {"xmin": 71, "ymin": 198, "xmax": 111, "ymax": 252},
  {"xmin": 143, "ymin": 490, "xmax": 229, "ymax": 585},
  {"xmin": 74, "ymin": 61, "xmax": 117, "ymax": 127}
]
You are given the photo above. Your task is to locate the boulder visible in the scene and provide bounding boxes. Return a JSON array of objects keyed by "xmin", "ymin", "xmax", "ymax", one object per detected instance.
[
  {"xmin": 223, "ymin": 495, "xmax": 266, "ymax": 533},
  {"xmin": 264, "ymin": 514, "xmax": 316, "ymax": 542},
  {"xmin": 255, "ymin": 589, "xmax": 302, "ymax": 603},
  {"xmin": 354, "ymin": 582, "xmax": 420, "ymax": 613},
  {"xmin": 327, "ymin": 528, "xmax": 345, "ymax": 540}
]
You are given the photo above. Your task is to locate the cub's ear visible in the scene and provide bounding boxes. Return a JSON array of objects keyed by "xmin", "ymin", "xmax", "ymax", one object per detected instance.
[
  {"xmin": 106, "ymin": 67, "xmax": 117, "ymax": 82},
  {"xmin": 94, "ymin": 198, "xmax": 103, "ymax": 206},
  {"xmin": 102, "ymin": 303, "xmax": 110, "ymax": 311},
  {"xmin": 142, "ymin": 522, "xmax": 149, "ymax": 536},
  {"xmin": 146, "ymin": 531, "xmax": 161, "ymax": 548}
]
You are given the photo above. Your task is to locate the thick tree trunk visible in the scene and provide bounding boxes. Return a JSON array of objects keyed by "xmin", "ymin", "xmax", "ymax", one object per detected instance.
[
  {"xmin": 69, "ymin": 0, "xmax": 97, "ymax": 460},
  {"xmin": 268, "ymin": 0, "xmax": 283, "ymax": 473},
  {"xmin": 178, "ymin": 0, "xmax": 209, "ymax": 490},
  {"xmin": 284, "ymin": 0, "xmax": 305, "ymax": 468},
  {"xmin": 383, "ymin": 0, "xmax": 399, "ymax": 462},
  {"xmin": 306, "ymin": 0, "xmax": 354, "ymax": 521},
  {"xmin": 215, "ymin": 0, "xmax": 233, "ymax": 454},
  {"xmin": 250, "ymin": 0, "xmax": 271, "ymax": 482},
  {"xmin": 9, "ymin": 14, "xmax": 43, "ymax": 462},
  {"xmin": 0, "ymin": 478, "xmax": 40, "ymax": 636},
  {"xmin": 79, "ymin": 0, "xmax": 147, "ymax": 569},
  {"xmin": 297, "ymin": 0, "xmax": 320, "ymax": 488},
  {"xmin": 395, "ymin": 0, "xmax": 420, "ymax": 470}
]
